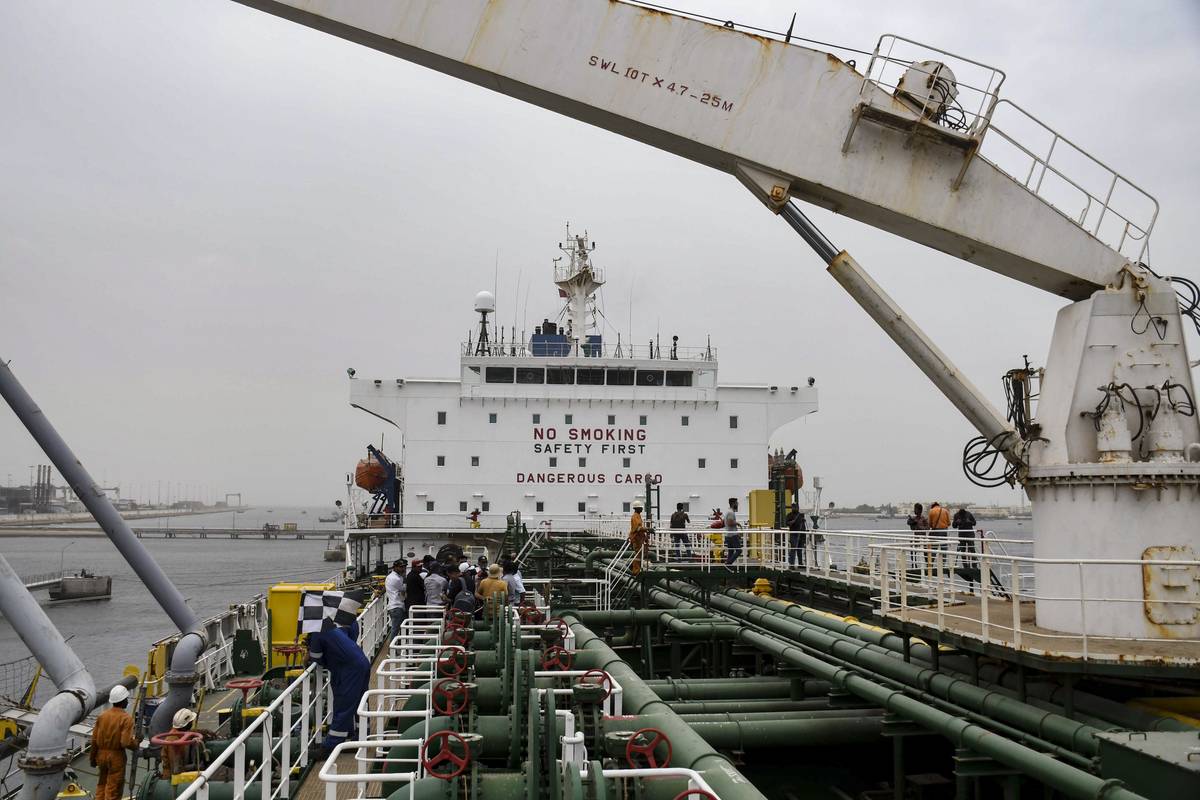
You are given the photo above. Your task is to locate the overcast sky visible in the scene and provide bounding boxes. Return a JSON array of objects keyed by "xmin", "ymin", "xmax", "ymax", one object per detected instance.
[{"xmin": 2, "ymin": 1, "xmax": 1198, "ymax": 509}]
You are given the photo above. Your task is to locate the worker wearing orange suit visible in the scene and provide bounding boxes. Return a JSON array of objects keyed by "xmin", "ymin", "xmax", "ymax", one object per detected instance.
[
  {"xmin": 628, "ymin": 504, "xmax": 647, "ymax": 575},
  {"xmin": 90, "ymin": 685, "xmax": 138, "ymax": 800},
  {"xmin": 926, "ymin": 502, "xmax": 951, "ymax": 573}
]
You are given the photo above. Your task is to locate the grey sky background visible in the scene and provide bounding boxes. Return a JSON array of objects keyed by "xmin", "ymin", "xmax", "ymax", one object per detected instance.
[{"xmin": 2, "ymin": 1, "xmax": 1198, "ymax": 508}]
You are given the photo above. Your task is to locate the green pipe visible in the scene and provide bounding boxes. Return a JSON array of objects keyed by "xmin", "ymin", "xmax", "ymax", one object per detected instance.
[
  {"xmin": 676, "ymin": 708, "xmax": 884, "ymax": 723},
  {"xmin": 645, "ymin": 677, "xmax": 831, "ymax": 700},
  {"xmin": 737, "ymin": 628, "xmax": 1147, "ymax": 800},
  {"xmin": 666, "ymin": 584, "xmax": 1102, "ymax": 758},
  {"xmin": 729, "ymin": 589, "xmax": 1195, "ymax": 733},
  {"xmin": 687, "ymin": 716, "xmax": 884, "ymax": 749},
  {"xmin": 668, "ymin": 699, "xmax": 850, "ymax": 714},
  {"xmin": 562, "ymin": 614, "xmax": 770, "ymax": 800},
  {"xmin": 584, "ymin": 549, "xmax": 620, "ymax": 572}
]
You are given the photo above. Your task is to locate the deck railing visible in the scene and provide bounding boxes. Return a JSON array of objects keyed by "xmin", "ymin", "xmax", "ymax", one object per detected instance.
[{"xmin": 174, "ymin": 592, "xmax": 387, "ymax": 800}]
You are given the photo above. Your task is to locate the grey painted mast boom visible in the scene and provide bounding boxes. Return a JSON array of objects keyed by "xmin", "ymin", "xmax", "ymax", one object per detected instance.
[{"xmin": 232, "ymin": 0, "xmax": 1132, "ymax": 299}]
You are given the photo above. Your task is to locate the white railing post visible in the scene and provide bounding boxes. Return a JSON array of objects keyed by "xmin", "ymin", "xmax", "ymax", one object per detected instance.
[
  {"xmin": 233, "ymin": 742, "xmax": 246, "ymax": 800},
  {"xmin": 281, "ymin": 688, "xmax": 292, "ymax": 799},
  {"xmin": 262, "ymin": 704, "xmax": 273, "ymax": 800},
  {"xmin": 300, "ymin": 671, "xmax": 311, "ymax": 766}
]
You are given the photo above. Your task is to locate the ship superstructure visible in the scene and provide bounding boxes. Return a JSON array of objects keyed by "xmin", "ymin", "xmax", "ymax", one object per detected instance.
[{"xmin": 350, "ymin": 227, "xmax": 818, "ymax": 526}]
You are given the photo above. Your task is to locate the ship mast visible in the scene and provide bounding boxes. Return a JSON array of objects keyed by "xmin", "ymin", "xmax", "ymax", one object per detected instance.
[{"xmin": 553, "ymin": 226, "xmax": 604, "ymax": 355}]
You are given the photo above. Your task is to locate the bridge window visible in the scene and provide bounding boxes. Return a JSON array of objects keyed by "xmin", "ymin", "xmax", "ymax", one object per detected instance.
[
  {"xmin": 608, "ymin": 414, "xmax": 616, "ymax": 425},
  {"xmin": 623, "ymin": 457, "xmax": 631, "ymax": 468},
  {"xmin": 606, "ymin": 368, "xmax": 634, "ymax": 386},
  {"xmin": 577, "ymin": 368, "xmax": 604, "ymax": 385},
  {"xmin": 730, "ymin": 458, "xmax": 739, "ymax": 469},
  {"xmin": 639, "ymin": 415, "xmax": 647, "ymax": 425},
  {"xmin": 459, "ymin": 501, "xmax": 468, "ymax": 512},
  {"xmin": 636, "ymin": 370, "xmax": 664, "ymax": 386},
  {"xmin": 681, "ymin": 416, "xmax": 689, "ymax": 426},
  {"xmin": 485, "ymin": 367, "xmax": 514, "ymax": 383},
  {"xmin": 698, "ymin": 458, "xmax": 706, "ymax": 469},
  {"xmin": 536, "ymin": 501, "xmax": 544, "ymax": 512},
  {"xmin": 516, "ymin": 368, "xmax": 544, "ymax": 384},
  {"xmin": 547, "ymin": 368, "xmax": 575, "ymax": 385},
  {"xmin": 565, "ymin": 414, "xmax": 574, "ymax": 424},
  {"xmin": 578, "ymin": 502, "xmax": 586, "ymax": 512},
  {"xmin": 489, "ymin": 412, "xmax": 498, "ymax": 423},
  {"xmin": 578, "ymin": 457, "xmax": 587, "ymax": 467},
  {"xmin": 436, "ymin": 455, "xmax": 445, "ymax": 466},
  {"xmin": 666, "ymin": 370, "xmax": 693, "ymax": 387},
  {"xmin": 471, "ymin": 456, "xmax": 480, "ymax": 467},
  {"xmin": 437, "ymin": 411, "xmax": 447, "ymax": 425},
  {"xmin": 549, "ymin": 457, "xmax": 558, "ymax": 467},
  {"xmin": 729, "ymin": 415, "xmax": 738, "ymax": 429},
  {"xmin": 623, "ymin": 502, "xmax": 631, "ymax": 513},
  {"xmin": 532, "ymin": 413, "xmax": 541, "ymax": 424},
  {"xmin": 482, "ymin": 501, "xmax": 490, "ymax": 512},
  {"xmin": 426, "ymin": 501, "xmax": 435, "ymax": 512}
]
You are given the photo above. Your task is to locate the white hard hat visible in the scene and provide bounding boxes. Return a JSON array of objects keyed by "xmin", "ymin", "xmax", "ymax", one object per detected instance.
[
  {"xmin": 109, "ymin": 685, "xmax": 130, "ymax": 704},
  {"xmin": 459, "ymin": 561, "xmax": 471, "ymax": 574},
  {"xmin": 172, "ymin": 708, "xmax": 198, "ymax": 729}
]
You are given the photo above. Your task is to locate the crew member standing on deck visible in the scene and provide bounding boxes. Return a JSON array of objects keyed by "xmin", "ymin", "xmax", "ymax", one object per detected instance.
[
  {"xmin": 785, "ymin": 502, "xmax": 807, "ymax": 567},
  {"xmin": 308, "ymin": 620, "xmax": 370, "ymax": 755},
  {"xmin": 723, "ymin": 497, "xmax": 742, "ymax": 567},
  {"xmin": 385, "ymin": 559, "xmax": 406, "ymax": 642},
  {"xmin": 405, "ymin": 558, "xmax": 426, "ymax": 612},
  {"xmin": 669, "ymin": 503, "xmax": 691, "ymax": 560},
  {"xmin": 928, "ymin": 501, "xmax": 951, "ymax": 573},
  {"xmin": 90, "ymin": 685, "xmax": 137, "ymax": 800},
  {"xmin": 628, "ymin": 503, "xmax": 648, "ymax": 575},
  {"xmin": 467, "ymin": 508, "xmax": 481, "ymax": 528}
]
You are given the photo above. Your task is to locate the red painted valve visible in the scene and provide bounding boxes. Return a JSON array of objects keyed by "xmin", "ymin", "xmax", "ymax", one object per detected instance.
[
  {"xmin": 545, "ymin": 617, "xmax": 570, "ymax": 640},
  {"xmin": 518, "ymin": 604, "xmax": 545, "ymax": 625},
  {"xmin": 437, "ymin": 648, "xmax": 469, "ymax": 678},
  {"xmin": 673, "ymin": 791, "xmax": 718, "ymax": 800},
  {"xmin": 540, "ymin": 645, "xmax": 574, "ymax": 671},
  {"xmin": 421, "ymin": 730, "xmax": 472, "ymax": 780},
  {"xmin": 225, "ymin": 677, "xmax": 264, "ymax": 705},
  {"xmin": 442, "ymin": 625, "xmax": 471, "ymax": 647},
  {"xmin": 575, "ymin": 669, "xmax": 613, "ymax": 700},
  {"xmin": 625, "ymin": 727, "xmax": 672, "ymax": 769},
  {"xmin": 446, "ymin": 608, "xmax": 474, "ymax": 627},
  {"xmin": 431, "ymin": 678, "xmax": 469, "ymax": 716}
]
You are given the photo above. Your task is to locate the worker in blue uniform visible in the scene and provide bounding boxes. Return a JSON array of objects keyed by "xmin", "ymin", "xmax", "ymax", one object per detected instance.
[{"xmin": 307, "ymin": 619, "xmax": 370, "ymax": 755}]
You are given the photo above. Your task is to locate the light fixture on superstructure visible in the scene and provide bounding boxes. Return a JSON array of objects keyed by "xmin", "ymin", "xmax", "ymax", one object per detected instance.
[
  {"xmin": 553, "ymin": 224, "xmax": 604, "ymax": 357},
  {"xmin": 473, "ymin": 290, "xmax": 496, "ymax": 356}
]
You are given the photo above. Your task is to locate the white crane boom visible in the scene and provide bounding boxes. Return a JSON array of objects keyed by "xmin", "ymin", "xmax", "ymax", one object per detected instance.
[{"xmin": 233, "ymin": 0, "xmax": 1149, "ymax": 299}]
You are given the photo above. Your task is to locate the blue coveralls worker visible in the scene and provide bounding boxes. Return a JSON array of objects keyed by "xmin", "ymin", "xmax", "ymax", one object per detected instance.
[{"xmin": 308, "ymin": 620, "xmax": 370, "ymax": 753}]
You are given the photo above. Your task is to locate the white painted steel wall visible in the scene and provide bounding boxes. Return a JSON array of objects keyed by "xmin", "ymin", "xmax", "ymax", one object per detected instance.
[{"xmin": 349, "ymin": 367, "xmax": 816, "ymax": 524}]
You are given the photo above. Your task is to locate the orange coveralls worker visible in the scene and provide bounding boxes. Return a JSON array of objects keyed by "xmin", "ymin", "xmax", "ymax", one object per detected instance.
[
  {"xmin": 90, "ymin": 706, "xmax": 137, "ymax": 800},
  {"xmin": 628, "ymin": 509, "xmax": 647, "ymax": 575}
]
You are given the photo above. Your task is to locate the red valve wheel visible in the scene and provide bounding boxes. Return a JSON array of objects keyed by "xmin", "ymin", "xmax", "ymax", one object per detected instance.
[
  {"xmin": 446, "ymin": 608, "xmax": 474, "ymax": 627},
  {"xmin": 442, "ymin": 626, "xmax": 471, "ymax": 647},
  {"xmin": 421, "ymin": 730, "xmax": 472, "ymax": 780},
  {"xmin": 625, "ymin": 727, "xmax": 672, "ymax": 769},
  {"xmin": 225, "ymin": 677, "xmax": 265, "ymax": 704},
  {"xmin": 518, "ymin": 604, "xmax": 545, "ymax": 625},
  {"xmin": 545, "ymin": 617, "xmax": 570, "ymax": 640},
  {"xmin": 575, "ymin": 669, "xmax": 613, "ymax": 700},
  {"xmin": 437, "ymin": 648, "xmax": 468, "ymax": 677},
  {"xmin": 540, "ymin": 645, "xmax": 574, "ymax": 671},
  {"xmin": 431, "ymin": 678, "xmax": 469, "ymax": 716},
  {"xmin": 673, "ymin": 791, "xmax": 718, "ymax": 800},
  {"xmin": 151, "ymin": 730, "xmax": 204, "ymax": 749}
]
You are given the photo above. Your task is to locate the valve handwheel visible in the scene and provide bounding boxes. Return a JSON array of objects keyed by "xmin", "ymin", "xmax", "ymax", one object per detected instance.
[
  {"xmin": 272, "ymin": 644, "xmax": 306, "ymax": 666},
  {"xmin": 421, "ymin": 730, "xmax": 472, "ymax": 780},
  {"xmin": 625, "ymin": 727, "xmax": 672, "ymax": 769},
  {"xmin": 575, "ymin": 669, "xmax": 613, "ymax": 700},
  {"xmin": 431, "ymin": 678, "xmax": 469, "ymax": 716},
  {"xmin": 673, "ymin": 791, "xmax": 718, "ymax": 800},
  {"xmin": 540, "ymin": 645, "xmax": 574, "ymax": 671},
  {"xmin": 442, "ymin": 625, "xmax": 470, "ymax": 647},
  {"xmin": 225, "ymin": 677, "xmax": 265, "ymax": 705},
  {"xmin": 437, "ymin": 648, "xmax": 468, "ymax": 677},
  {"xmin": 545, "ymin": 617, "xmax": 570, "ymax": 640},
  {"xmin": 518, "ymin": 604, "xmax": 545, "ymax": 625},
  {"xmin": 446, "ymin": 608, "xmax": 474, "ymax": 627}
]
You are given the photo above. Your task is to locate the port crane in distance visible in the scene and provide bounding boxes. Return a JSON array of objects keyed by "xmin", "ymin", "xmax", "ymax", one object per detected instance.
[{"xmin": 231, "ymin": 0, "xmax": 1199, "ymax": 643}]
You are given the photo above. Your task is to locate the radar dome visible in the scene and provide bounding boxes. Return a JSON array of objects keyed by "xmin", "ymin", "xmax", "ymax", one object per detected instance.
[{"xmin": 474, "ymin": 290, "xmax": 496, "ymax": 313}]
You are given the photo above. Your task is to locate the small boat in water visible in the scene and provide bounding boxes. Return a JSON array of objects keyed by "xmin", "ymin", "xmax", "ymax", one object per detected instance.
[{"xmin": 48, "ymin": 570, "xmax": 111, "ymax": 603}]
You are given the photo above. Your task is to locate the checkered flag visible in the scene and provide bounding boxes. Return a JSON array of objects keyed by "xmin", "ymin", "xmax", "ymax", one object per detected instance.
[{"xmin": 297, "ymin": 589, "xmax": 366, "ymax": 635}]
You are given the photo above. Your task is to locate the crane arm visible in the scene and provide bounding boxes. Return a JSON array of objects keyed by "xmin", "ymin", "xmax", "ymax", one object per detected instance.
[{"xmin": 233, "ymin": 0, "xmax": 1143, "ymax": 299}]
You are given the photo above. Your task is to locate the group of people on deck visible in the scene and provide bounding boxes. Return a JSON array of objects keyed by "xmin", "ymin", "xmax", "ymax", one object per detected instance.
[{"xmin": 906, "ymin": 501, "xmax": 979, "ymax": 569}]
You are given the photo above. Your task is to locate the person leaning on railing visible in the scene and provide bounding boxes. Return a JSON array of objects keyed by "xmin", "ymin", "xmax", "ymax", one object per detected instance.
[{"xmin": 928, "ymin": 502, "xmax": 951, "ymax": 574}]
